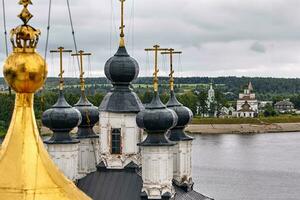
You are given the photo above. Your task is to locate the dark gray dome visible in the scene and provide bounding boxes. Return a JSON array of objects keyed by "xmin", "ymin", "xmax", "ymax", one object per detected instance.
[
  {"xmin": 104, "ymin": 46, "xmax": 139, "ymax": 84},
  {"xmin": 74, "ymin": 91, "xmax": 99, "ymax": 138},
  {"xmin": 100, "ymin": 46, "xmax": 144, "ymax": 113},
  {"xmin": 137, "ymin": 92, "xmax": 177, "ymax": 146},
  {"xmin": 166, "ymin": 91, "xmax": 193, "ymax": 141},
  {"xmin": 42, "ymin": 90, "xmax": 81, "ymax": 144}
]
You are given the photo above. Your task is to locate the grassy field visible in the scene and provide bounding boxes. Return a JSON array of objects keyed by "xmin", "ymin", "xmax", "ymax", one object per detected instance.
[{"xmin": 192, "ymin": 115, "xmax": 300, "ymax": 125}]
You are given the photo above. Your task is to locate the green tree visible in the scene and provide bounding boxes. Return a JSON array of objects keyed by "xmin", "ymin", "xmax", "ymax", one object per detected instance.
[
  {"xmin": 0, "ymin": 94, "xmax": 15, "ymax": 136},
  {"xmin": 290, "ymin": 95, "xmax": 300, "ymax": 109},
  {"xmin": 263, "ymin": 103, "xmax": 277, "ymax": 117},
  {"xmin": 140, "ymin": 89, "xmax": 153, "ymax": 104},
  {"xmin": 197, "ymin": 91, "xmax": 208, "ymax": 117},
  {"xmin": 178, "ymin": 92, "xmax": 198, "ymax": 115},
  {"xmin": 215, "ymin": 90, "xmax": 227, "ymax": 117}
]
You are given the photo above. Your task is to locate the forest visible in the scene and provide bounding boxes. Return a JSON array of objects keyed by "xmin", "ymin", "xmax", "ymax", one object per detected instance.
[{"xmin": 1, "ymin": 76, "xmax": 300, "ymax": 137}]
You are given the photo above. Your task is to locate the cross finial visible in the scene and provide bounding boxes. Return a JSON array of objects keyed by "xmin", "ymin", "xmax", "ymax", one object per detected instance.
[
  {"xmin": 161, "ymin": 49, "xmax": 182, "ymax": 91},
  {"xmin": 119, "ymin": 0, "xmax": 126, "ymax": 47},
  {"xmin": 145, "ymin": 45, "xmax": 169, "ymax": 92},
  {"xmin": 71, "ymin": 51, "xmax": 92, "ymax": 92},
  {"xmin": 50, "ymin": 47, "xmax": 73, "ymax": 90}
]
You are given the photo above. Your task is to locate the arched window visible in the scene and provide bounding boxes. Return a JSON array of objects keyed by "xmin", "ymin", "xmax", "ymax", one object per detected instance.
[{"xmin": 111, "ymin": 128, "xmax": 121, "ymax": 154}]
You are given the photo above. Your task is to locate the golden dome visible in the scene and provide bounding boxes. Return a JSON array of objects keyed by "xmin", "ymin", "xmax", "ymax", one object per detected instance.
[
  {"xmin": 3, "ymin": 51, "xmax": 47, "ymax": 93},
  {"xmin": 0, "ymin": 1, "xmax": 91, "ymax": 199}
]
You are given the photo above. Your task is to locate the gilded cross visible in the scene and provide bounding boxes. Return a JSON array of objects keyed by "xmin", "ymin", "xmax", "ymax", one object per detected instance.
[
  {"xmin": 71, "ymin": 50, "xmax": 92, "ymax": 92},
  {"xmin": 145, "ymin": 45, "xmax": 169, "ymax": 92},
  {"xmin": 119, "ymin": 0, "xmax": 126, "ymax": 47},
  {"xmin": 50, "ymin": 47, "xmax": 73, "ymax": 90},
  {"xmin": 161, "ymin": 49, "xmax": 182, "ymax": 91}
]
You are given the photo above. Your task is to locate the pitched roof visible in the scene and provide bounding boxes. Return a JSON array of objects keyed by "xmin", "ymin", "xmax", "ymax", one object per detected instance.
[
  {"xmin": 77, "ymin": 163, "xmax": 213, "ymax": 200},
  {"xmin": 238, "ymin": 101, "xmax": 254, "ymax": 112},
  {"xmin": 275, "ymin": 100, "xmax": 294, "ymax": 107}
]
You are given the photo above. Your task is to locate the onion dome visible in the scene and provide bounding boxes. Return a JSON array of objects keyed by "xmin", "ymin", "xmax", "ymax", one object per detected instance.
[
  {"xmin": 137, "ymin": 92, "xmax": 178, "ymax": 146},
  {"xmin": 100, "ymin": 0, "xmax": 143, "ymax": 113},
  {"xmin": 42, "ymin": 90, "xmax": 81, "ymax": 144},
  {"xmin": 99, "ymin": 46, "xmax": 144, "ymax": 113},
  {"xmin": 74, "ymin": 91, "xmax": 99, "ymax": 138},
  {"xmin": 105, "ymin": 46, "xmax": 139, "ymax": 84},
  {"xmin": 166, "ymin": 91, "xmax": 194, "ymax": 141}
]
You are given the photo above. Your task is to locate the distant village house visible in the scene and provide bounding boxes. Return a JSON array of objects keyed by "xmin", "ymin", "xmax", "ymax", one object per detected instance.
[{"xmin": 274, "ymin": 99, "xmax": 295, "ymax": 113}]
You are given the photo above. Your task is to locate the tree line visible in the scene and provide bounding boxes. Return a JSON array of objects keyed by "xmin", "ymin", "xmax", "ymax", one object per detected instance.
[{"xmin": 2, "ymin": 76, "xmax": 300, "ymax": 99}]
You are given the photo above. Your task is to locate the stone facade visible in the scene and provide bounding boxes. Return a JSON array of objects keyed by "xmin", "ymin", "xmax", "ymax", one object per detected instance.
[
  {"xmin": 173, "ymin": 140, "xmax": 193, "ymax": 188},
  {"xmin": 141, "ymin": 146, "xmax": 175, "ymax": 199},
  {"xmin": 46, "ymin": 143, "xmax": 79, "ymax": 181},
  {"xmin": 77, "ymin": 137, "xmax": 100, "ymax": 179},
  {"xmin": 99, "ymin": 112, "xmax": 142, "ymax": 169}
]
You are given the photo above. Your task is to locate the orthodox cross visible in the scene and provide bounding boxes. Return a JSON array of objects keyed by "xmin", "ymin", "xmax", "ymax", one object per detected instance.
[
  {"xmin": 119, "ymin": 0, "xmax": 126, "ymax": 47},
  {"xmin": 145, "ymin": 45, "xmax": 169, "ymax": 92},
  {"xmin": 161, "ymin": 49, "xmax": 182, "ymax": 91},
  {"xmin": 50, "ymin": 47, "xmax": 72, "ymax": 90},
  {"xmin": 71, "ymin": 50, "xmax": 92, "ymax": 91}
]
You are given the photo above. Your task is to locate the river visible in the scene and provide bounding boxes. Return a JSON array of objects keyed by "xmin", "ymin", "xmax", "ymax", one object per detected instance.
[
  {"xmin": 192, "ymin": 132, "xmax": 300, "ymax": 200},
  {"xmin": 1, "ymin": 132, "xmax": 299, "ymax": 200}
]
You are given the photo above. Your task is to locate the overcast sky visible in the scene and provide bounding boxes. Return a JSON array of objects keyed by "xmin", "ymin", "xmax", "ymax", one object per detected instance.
[{"xmin": 1, "ymin": 0, "xmax": 300, "ymax": 78}]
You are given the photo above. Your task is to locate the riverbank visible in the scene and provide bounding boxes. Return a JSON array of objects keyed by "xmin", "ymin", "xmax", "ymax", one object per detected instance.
[
  {"xmin": 186, "ymin": 123, "xmax": 300, "ymax": 134},
  {"xmin": 192, "ymin": 115, "xmax": 300, "ymax": 124},
  {"xmin": 1, "ymin": 122, "xmax": 300, "ymax": 139}
]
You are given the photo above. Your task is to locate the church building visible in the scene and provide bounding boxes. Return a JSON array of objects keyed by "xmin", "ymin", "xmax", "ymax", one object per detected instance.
[
  {"xmin": 206, "ymin": 83, "xmax": 217, "ymax": 117},
  {"xmin": 236, "ymin": 82, "xmax": 258, "ymax": 118}
]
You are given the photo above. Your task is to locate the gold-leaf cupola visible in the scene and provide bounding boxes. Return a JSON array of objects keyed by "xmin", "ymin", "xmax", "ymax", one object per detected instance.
[{"xmin": 0, "ymin": 1, "xmax": 90, "ymax": 199}]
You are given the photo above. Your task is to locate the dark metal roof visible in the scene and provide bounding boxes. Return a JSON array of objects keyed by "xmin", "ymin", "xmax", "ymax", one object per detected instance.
[
  {"xmin": 167, "ymin": 91, "xmax": 193, "ymax": 142},
  {"xmin": 99, "ymin": 85, "xmax": 144, "ymax": 113},
  {"xmin": 77, "ymin": 164, "xmax": 213, "ymax": 200},
  {"xmin": 74, "ymin": 91, "xmax": 99, "ymax": 138},
  {"xmin": 136, "ymin": 92, "xmax": 177, "ymax": 146},
  {"xmin": 104, "ymin": 46, "xmax": 139, "ymax": 84},
  {"xmin": 42, "ymin": 90, "xmax": 81, "ymax": 144},
  {"xmin": 100, "ymin": 46, "xmax": 144, "ymax": 113}
]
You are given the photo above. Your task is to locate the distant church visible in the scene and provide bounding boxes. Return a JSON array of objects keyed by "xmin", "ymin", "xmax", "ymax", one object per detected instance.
[
  {"xmin": 236, "ymin": 82, "xmax": 258, "ymax": 118},
  {"xmin": 206, "ymin": 83, "xmax": 217, "ymax": 117}
]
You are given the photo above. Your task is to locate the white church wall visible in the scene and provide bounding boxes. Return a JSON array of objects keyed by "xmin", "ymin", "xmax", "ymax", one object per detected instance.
[
  {"xmin": 77, "ymin": 137, "xmax": 100, "ymax": 179},
  {"xmin": 99, "ymin": 112, "xmax": 142, "ymax": 169},
  {"xmin": 46, "ymin": 143, "xmax": 79, "ymax": 181},
  {"xmin": 173, "ymin": 140, "xmax": 193, "ymax": 186},
  {"xmin": 141, "ymin": 146, "xmax": 175, "ymax": 199}
]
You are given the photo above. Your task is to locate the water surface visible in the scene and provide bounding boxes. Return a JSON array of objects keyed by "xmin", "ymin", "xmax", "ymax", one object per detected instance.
[
  {"xmin": 1, "ymin": 132, "xmax": 299, "ymax": 200},
  {"xmin": 192, "ymin": 132, "xmax": 300, "ymax": 200}
]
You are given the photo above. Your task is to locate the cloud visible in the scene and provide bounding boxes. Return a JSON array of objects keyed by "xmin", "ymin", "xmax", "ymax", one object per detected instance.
[
  {"xmin": 250, "ymin": 42, "xmax": 266, "ymax": 53},
  {"xmin": 1, "ymin": 0, "xmax": 300, "ymax": 78}
]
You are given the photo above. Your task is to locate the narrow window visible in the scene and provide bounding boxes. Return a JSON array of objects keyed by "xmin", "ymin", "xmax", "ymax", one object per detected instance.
[{"xmin": 111, "ymin": 128, "xmax": 121, "ymax": 154}]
